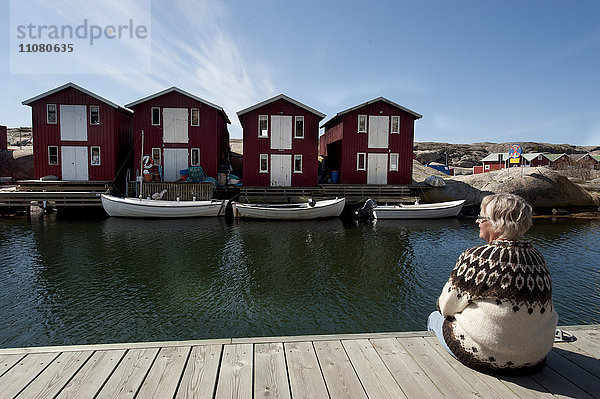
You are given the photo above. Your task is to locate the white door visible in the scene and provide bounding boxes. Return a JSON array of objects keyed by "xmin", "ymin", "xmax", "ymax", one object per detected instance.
[
  {"xmin": 367, "ymin": 153, "xmax": 388, "ymax": 184},
  {"xmin": 61, "ymin": 146, "xmax": 89, "ymax": 180},
  {"xmin": 60, "ymin": 105, "xmax": 87, "ymax": 141},
  {"xmin": 270, "ymin": 154, "xmax": 292, "ymax": 186},
  {"xmin": 163, "ymin": 148, "xmax": 189, "ymax": 181},
  {"xmin": 270, "ymin": 115, "xmax": 292, "ymax": 150},
  {"xmin": 368, "ymin": 115, "xmax": 389, "ymax": 149},
  {"xmin": 163, "ymin": 108, "xmax": 189, "ymax": 143}
]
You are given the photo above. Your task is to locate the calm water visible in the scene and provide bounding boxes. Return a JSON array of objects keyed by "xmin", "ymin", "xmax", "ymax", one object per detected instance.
[{"xmin": 0, "ymin": 214, "xmax": 598, "ymax": 348}]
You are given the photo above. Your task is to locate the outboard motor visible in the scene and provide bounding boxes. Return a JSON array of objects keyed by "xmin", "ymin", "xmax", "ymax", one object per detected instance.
[
  {"xmin": 355, "ymin": 198, "xmax": 377, "ymax": 221},
  {"xmin": 308, "ymin": 198, "xmax": 316, "ymax": 207}
]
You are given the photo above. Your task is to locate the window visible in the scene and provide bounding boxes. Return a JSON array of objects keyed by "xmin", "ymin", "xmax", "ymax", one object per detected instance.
[
  {"xmin": 91, "ymin": 146, "xmax": 101, "ymax": 165},
  {"xmin": 47, "ymin": 104, "xmax": 57, "ymax": 124},
  {"xmin": 295, "ymin": 116, "xmax": 304, "ymax": 138},
  {"xmin": 358, "ymin": 115, "xmax": 367, "ymax": 133},
  {"xmin": 357, "ymin": 152, "xmax": 366, "ymax": 171},
  {"xmin": 151, "ymin": 107, "xmax": 160, "ymax": 125},
  {"xmin": 391, "ymin": 116, "xmax": 400, "ymax": 134},
  {"xmin": 90, "ymin": 105, "xmax": 100, "ymax": 125},
  {"xmin": 538, "ymin": 154, "xmax": 543, "ymax": 160},
  {"xmin": 152, "ymin": 148, "xmax": 161, "ymax": 166},
  {"xmin": 294, "ymin": 154, "xmax": 303, "ymax": 173},
  {"xmin": 259, "ymin": 154, "xmax": 268, "ymax": 172},
  {"xmin": 390, "ymin": 153, "xmax": 399, "ymax": 171},
  {"xmin": 485, "ymin": 164, "xmax": 490, "ymax": 170},
  {"xmin": 191, "ymin": 108, "xmax": 199, "ymax": 126},
  {"xmin": 258, "ymin": 115, "xmax": 268, "ymax": 137},
  {"xmin": 191, "ymin": 148, "xmax": 200, "ymax": 166},
  {"xmin": 48, "ymin": 146, "xmax": 58, "ymax": 165}
]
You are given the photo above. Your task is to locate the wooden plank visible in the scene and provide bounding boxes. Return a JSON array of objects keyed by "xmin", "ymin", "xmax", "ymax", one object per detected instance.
[
  {"xmin": 284, "ymin": 341, "xmax": 329, "ymax": 399},
  {"xmin": 545, "ymin": 348, "xmax": 600, "ymax": 398},
  {"xmin": 0, "ymin": 353, "xmax": 25, "ymax": 378},
  {"xmin": 136, "ymin": 346, "xmax": 190, "ymax": 399},
  {"xmin": 232, "ymin": 330, "xmax": 435, "ymax": 344},
  {"xmin": 529, "ymin": 362, "xmax": 593, "ymax": 399},
  {"xmin": 95, "ymin": 348, "xmax": 159, "ymax": 399},
  {"xmin": 342, "ymin": 339, "xmax": 407, "ymax": 399},
  {"xmin": 214, "ymin": 343, "xmax": 253, "ymax": 399},
  {"xmin": 399, "ymin": 337, "xmax": 481, "ymax": 399},
  {"xmin": 56, "ymin": 349, "xmax": 126, "ymax": 399},
  {"xmin": 254, "ymin": 343, "xmax": 291, "ymax": 399},
  {"xmin": 553, "ymin": 343, "xmax": 600, "ymax": 379},
  {"xmin": 568, "ymin": 331, "xmax": 600, "ymax": 358},
  {"xmin": 371, "ymin": 338, "xmax": 444, "ymax": 399},
  {"xmin": 496, "ymin": 375, "xmax": 554, "ymax": 399},
  {"xmin": 0, "ymin": 352, "xmax": 58, "ymax": 398},
  {"xmin": 175, "ymin": 345, "xmax": 222, "ymax": 399},
  {"xmin": 314, "ymin": 340, "xmax": 367, "ymax": 399},
  {"xmin": 423, "ymin": 336, "xmax": 520, "ymax": 399},
  {"xmin": 15, "ymin": 351, "xmax": 93, "ymax": 399}
]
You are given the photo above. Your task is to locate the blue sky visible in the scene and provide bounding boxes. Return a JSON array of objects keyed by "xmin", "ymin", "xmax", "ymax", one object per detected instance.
[{"xmin": 1, "ymin": 0, "xmax": 599, "ymax": 145}]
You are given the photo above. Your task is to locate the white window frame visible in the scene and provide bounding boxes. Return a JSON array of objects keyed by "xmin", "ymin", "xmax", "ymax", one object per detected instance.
[
  {"xmin": 258, "ymin": 115, "xmax": 268, "ymax": 138},
  {"xmin": 358, "ymin": 115, "xmax": 367, "ymax": 133},
  {"xmin": 485, "ymin": 164, "xmax": 490, "ymax": 170},
  {"xmin": 538, "ymin": 154, "xmax": 543, "ymax": 160},
  {"xmin": 90, "ymin": 105, "xmax": 100, "ymax": 125},
  {"xmin": 191, "ymin": 108, "xmax": 199, "ymax": 126},
  {"xmin": 152, "ymin": 148, "xmax": 161, "ymax": 166},
  {"xmin": 151, "ymin": 107, "xmax": 160, "ymax": 126},
  {"xmin": 90, "ymin": 146, "xmax": 101, "ymax": 166},
  {"xmin": 294, "ymin": 116, "xmax": 304, "ymax": 139},
  {"xmin": 389, "ymin": 153, "xmax": 399, "ymax": 171},
  {"xmin": 293, "ymin": 154, "xmax": 303, "ymax": 173},
  {"xmin": 357, "ymin": 152, "xmax": 366, "ymax": 171},
  {"xmin": 47, "ymin": 104, "xmax": 57, "ymax": 124},
  {"xmin": 48, "ymin": 146, "xmax": 59, "ymax": 165},
  {"xmin": 259, "ymin": 154, "xmax": 268, "ymax": 173},
  {"xmin": 190, "ymin": 148, "xmax": 200, "ymax": 166},
  {"xmin": 391, "ymin": 116, "xmax": 400, "ymax": 134}
]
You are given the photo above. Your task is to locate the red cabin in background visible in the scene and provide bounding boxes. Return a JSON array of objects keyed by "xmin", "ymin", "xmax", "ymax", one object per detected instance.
[
  {"xmin": 125, "ymin": 87, "xmax": 230, "ymax": 181},
  {"xmin": 22, "ymin": 83, "xmax": 132, "ymax": 181},
  {"xmin": 237, "ymin": 94, "xmax": 325, "ymax": 186},
  {"xmin": 320, "ymin": 97, "xmax": 422, "ymax": 184},
  {"xmin": 0, "ymin": 125, "xmax": 6, "ymax": 151}
]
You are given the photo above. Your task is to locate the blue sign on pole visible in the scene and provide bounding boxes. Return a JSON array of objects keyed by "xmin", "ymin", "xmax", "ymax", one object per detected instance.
[{"xmin": 509, "ymin": 144, "xmax": 522, "ymax": 158}]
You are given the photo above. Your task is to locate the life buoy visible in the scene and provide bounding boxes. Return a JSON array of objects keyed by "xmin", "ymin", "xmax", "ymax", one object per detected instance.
[{"xmin": 142, "ymin": 155, "xmax": 154, "ymax": 170}]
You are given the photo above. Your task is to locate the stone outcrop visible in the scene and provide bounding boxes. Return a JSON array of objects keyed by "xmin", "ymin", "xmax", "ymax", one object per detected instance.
[
  {"xmin": 421, "ymin": 167, "xmax": 598, "ymax": 209},
  {"xmin": 0, "ymin": 149, "xmax": 34, "ymax": 179}
]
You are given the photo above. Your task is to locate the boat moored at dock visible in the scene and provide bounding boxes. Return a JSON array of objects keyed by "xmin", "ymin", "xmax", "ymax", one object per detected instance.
[
  {"xmin": 233, "ymin": 197, "xmax": 345, "ymax": 220},
  {"xmin": 372, "ymin": 199, "xmax": 466, "ymax": 219},
  {"xmin": 101, "ymin": 194, "xmax": 225, "ymax": 218}
]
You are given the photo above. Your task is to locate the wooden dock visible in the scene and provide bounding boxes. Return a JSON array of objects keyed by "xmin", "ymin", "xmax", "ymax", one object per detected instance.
[{"xmin": 0, "ymin": 325, "xmax": 597, "ymax": 398}]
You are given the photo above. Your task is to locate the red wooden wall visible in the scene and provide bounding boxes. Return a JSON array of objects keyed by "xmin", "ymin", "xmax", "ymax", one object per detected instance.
[
  {"xmin": 0, "ymin": 125, "xmax": 6, "ymax": 151},
  {"xmin": 240, "ymin": 98, "xmax": 322, "ymax": 186},
  {"xmin": 128, "ymin": 91, "xmax": 229, "ymax": 179}
]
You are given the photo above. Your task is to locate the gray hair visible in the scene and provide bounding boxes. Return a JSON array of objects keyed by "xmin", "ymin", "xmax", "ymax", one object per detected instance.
[{"xmin": 480, "ymin": 193, "xmax": 533, "ymax": 240}]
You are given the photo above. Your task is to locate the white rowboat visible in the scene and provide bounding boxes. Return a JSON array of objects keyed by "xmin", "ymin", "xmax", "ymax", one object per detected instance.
[
  {"xmin": 233, "ymin": 198, "xmax": 345, "ymax": 220},
  {"xmin": 372, "ymin": 199, "xmax": 465, "ymax": 219},
  {"xmin": 101, "ymin": 194, "xmax": 224, "ymax": 218}
]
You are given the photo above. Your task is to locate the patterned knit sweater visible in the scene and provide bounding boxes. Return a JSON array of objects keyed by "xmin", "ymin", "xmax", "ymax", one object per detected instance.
[{"xmin": 438, "ymin": 240, "xmax": 558, "ymax": 375}]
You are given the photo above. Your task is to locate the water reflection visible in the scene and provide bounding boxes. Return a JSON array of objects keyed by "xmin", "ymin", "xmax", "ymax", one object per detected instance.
[{"xmin": 0, "ymin": 215, "xmax": 597, "ymax": 348}]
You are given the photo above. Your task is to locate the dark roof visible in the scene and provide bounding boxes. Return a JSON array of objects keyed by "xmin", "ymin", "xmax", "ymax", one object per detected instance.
[
  {"xmin": 22, "ymin": 82, "xmax": 132, "ymax": 114},
  {"xmin": 321, "ymin": 97, "xmax": 422, "ymax": 129},
  {"xmin": 125, "ymin": 87, "xmax": 230, "ymax": 124},
  {"xmin": 236, "ymin": 94, "xmax": 326, "ymax": 122}
]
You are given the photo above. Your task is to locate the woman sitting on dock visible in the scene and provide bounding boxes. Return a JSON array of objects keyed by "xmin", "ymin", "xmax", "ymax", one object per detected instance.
[{"xmin": 428, "ymin": 193, "xmax": 558, "ymax": 375}]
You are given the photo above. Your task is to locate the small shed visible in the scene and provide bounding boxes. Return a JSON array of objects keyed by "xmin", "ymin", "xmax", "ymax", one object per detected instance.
[
  {"xmin": 22, "ymin": 82, "xmax": 133, "ymax": 181},
  {"xmin": 320, "ymin": 97, "xmax": 422, "ymax": 185},
  {"xmin": 125, "ymin": 87, "xmax": 231, "ymax": 182},
  {"xmin": 0, "ymin": 125, "xmax": 6, "ymax": 151},
  {"xmin": 523, "ymin": 153, "xmax": 551, "ymax": 167},
  {"xmin": 237, "ymin": 94, "xmax": 325, "ymax": 187}
]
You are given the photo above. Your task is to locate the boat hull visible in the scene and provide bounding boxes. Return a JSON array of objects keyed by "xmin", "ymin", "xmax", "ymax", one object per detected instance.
[
  {"xmin": 373, "ymin": 200, "xmax": 465, "ymax": 219},
  {"xmin": 233, "ymin": 198, "xmax": 345, "ymax": 220},
  {"xmin": 101, "ymin": 194, "xmax": 224, "ymax": 218}
]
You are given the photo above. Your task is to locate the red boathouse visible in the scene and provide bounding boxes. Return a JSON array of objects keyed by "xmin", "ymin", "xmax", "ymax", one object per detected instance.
[
  {"xmin": 237, "ymin": 94, "xmax": 325, "ymax": 186},
  {"xmin": 320, "ymin": 97, "xmax": 422, "ymax": 184},
  {"xmin": 125, "ymin": 87, "xmax": 231, "ymax": 181},
  {"xmin": 0, "ymin": 125, "xmax": 6, "ymax": 151},
  {"xmin": 22, "ymin": 82, "xmax": 133, "ymax": 181}
]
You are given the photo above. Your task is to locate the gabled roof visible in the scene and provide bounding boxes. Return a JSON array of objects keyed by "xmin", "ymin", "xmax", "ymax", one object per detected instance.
[
  {"xmin": 125, "ymin": 87, "xmax": 231, "ymax": 124},
  {"xmin": 22, "ymin": 82, "xmax": 131, "ymax": 113},
  {"xmin": 236, "ymin": 94, "xmax": 326, "ymax": 121},
  {"xmin": 321, "ymin": 97, "xmax": 422, "ymax": 129},
  {"xmin": 481, "ymin": 152, "xmax": 510, "ymax": 162},
  {"xmin": 567, "ymin": 153, "xmax": 587, "ymax": 161},
  {"xmin": 545, "ymin": 153, "xmax": 567, "ymax": 161},
  {"xmin": 591, "ymin": 154, "xmax": 600, "ymax": 162},
  {"xmin": 522, "ymin": 153, "xmax": 547, "ymax": 161}
]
